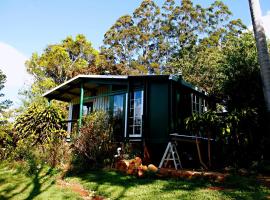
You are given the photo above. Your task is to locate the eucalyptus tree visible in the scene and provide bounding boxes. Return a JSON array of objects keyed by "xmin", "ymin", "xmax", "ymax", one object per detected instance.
[
  {"xmin": 103, "ymin": 0, "xmax": 162, "ymax": 74},
  {"xmin": 103, "ymin": 15, "xmax": 139, "ymax": 73},
  {"xmin": 102, "ymin": 0, "xmax": 245, "ymax": 80},
  {"xmin": 132, "ymin": 0, "xmax": 162, "ymax": 74}
]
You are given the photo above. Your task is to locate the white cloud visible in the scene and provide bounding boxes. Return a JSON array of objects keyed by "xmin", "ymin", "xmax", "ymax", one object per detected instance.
[
  {"xmin": 262, "ymin": 11, "xmax": 270, "ymax": 38},
  {"xmin": 249, "ymin": 10, "xmax": 270, "ymax": 38},
  {"xmin": 0, "ymin": 42, "xmax": 33, "ymax": 107}
]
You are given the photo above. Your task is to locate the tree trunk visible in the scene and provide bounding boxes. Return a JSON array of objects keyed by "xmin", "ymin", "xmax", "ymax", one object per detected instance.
[
  {"xmin": 195, "ymin": 136, "xmax": 208, "ymax": 170},
  {"xmin": 248, "ymin": 0, "xmax": 270, "ymax": 115}
]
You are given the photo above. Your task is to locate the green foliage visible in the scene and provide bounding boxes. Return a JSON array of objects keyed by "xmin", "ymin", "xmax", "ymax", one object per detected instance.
[
  {"xmin": 218, "ymin": 32, "xmax": 264, "ymax": 111},
  {"xmin": 185, "ymin": 108, "xmax": 263, "ymax": 167},
  {"xmin": 72, "ymin": 111, "xmax": 116, "ymax": 169},
  {"xmin": 10, "ymin": 103, "xmax": 70, "ymax": 169},
  {"xmin": 0, "ymin": 70, "xmax": 13, "ymax": 159},
  {"xmin": 26, "ymin": 34, "xmax": 99, "ymax": 85},
  {"xmin": 0, "ymin": 70, "xmax": 12, "ymax": 113},
  {"xmin": 24, "ymin": 34, "xmax": 102, "ymax": 104},
  {"xmin": 216, "ymin": 32, "xmax": 268, "ymax": 164},
  {"xmin": 185, "ymin": 111, "xmax": 220, "ymax": 136},
  {"xmin": 14, "ymin": 104, "xmax": 66, "ymax": 146},
  {"xmin": 0, "ymin": 110, "xmax": 14, "ymax": 146},
  {"xmin": 0, "ymin": 69, "xmax": 12, "ymax": 125},
  {"xmin": 102, "ymin": 0, "xmax": 245, "ymax": 76}
]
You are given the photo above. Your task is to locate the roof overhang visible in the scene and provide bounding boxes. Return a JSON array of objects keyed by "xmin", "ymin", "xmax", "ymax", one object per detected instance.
[
  {"xmin": 42, "ymin": 74, "xmax": 206, "ymax": 102},
  {"xmin": 43, "ymin": 75, "xmax": 128, "ymax": 102}
]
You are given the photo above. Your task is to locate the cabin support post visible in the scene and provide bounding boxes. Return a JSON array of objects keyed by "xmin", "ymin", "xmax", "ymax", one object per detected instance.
[
  {"xmin": 78, "ymin": 83, "xmax": 84, "ymax": 129},
  {"xmin": 67, "ymin": 102, "xmax": 73, "ymax": 141}
]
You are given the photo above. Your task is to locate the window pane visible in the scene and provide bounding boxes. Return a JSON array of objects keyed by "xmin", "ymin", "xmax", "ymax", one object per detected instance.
[
  {"xmin": 113, "ymin": 95, "xmax": 124, "ymax": 117},
  {"xmin": 129, "ymin": 90, "xmax": 143, "ymax": 137},
  {"xmin": 113, "ymin": 94, "xmax": 124, "ymax": 141}
]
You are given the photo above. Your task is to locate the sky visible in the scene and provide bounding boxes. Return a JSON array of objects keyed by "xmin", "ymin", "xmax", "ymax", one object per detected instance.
[{"xmin": 0, "ymin": 0, "xmax": 270, "ymax": 107}]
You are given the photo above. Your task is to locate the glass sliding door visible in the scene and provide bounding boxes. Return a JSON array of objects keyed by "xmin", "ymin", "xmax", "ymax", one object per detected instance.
[{"xmin": 129, "ymin": 90, "xmax": 143, "ymax": 137}]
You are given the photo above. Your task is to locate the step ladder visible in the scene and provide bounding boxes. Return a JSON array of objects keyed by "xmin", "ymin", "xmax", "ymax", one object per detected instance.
[{"xmin": 159, "ymin": 142, "xmax": 182, "ymax": 170}]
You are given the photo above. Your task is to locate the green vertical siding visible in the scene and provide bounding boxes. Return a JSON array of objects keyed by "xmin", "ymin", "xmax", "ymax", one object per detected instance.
[{"xmin": 148, "ymin": 82, "xmax": 169, "ymax": 143}]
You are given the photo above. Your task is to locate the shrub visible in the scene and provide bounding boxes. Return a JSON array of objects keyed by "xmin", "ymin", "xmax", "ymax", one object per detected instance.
[
  {"xmin": 72, "ymin": 111, "xmax": 116, "ymax": 169},
  {"xmin": 11, "ymin": 103, "xmax": 69, "ymax": 169},
  {"xmin": 185, "ymin": 108, "xmax": 263, "ymax": 168},
  {"xmin": 14, "ymin": 103, "xmax": 66, "ymax": 146}
]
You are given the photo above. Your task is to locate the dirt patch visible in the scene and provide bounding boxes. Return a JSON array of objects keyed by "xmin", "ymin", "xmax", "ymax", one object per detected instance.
[
  {"xmin": 206, "ymin": 186, "xmax": 234, "ymax": 192},
  {"xmin": 57, "ymin": 179, "xmax": 105, "ymax": 200},
  {"xmin": 207, "ymin": 186, "xmax": 226, "ymax": 191}
]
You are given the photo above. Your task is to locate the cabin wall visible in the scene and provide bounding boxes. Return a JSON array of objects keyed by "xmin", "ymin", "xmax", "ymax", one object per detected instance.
[
  {"xmin": 93, "ymin": 87, "xmax": 110, "ymax": 111},
  {"xmin": 147, "ymin": 81, "xmax": 169, "ymax": 144}
]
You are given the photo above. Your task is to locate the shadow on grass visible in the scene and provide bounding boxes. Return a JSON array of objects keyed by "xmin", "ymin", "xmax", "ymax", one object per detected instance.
[
  {"xmin": 24, "ymin": 167, "xmax": 55, "ymax": 200},
  {"xmin": 67, "ymin": 170, "xmax": 270, "ymax": 200},
  {"xmin": 0, "ymin": 164, "xmax": 55, "ymax": 200},
  {"xmin": 161, "ymin": 174, "xmax": 270, "ymax": 200},
  {"xmin": 66, "ymin": 170, "xmax": 158, "ymax": 199}
]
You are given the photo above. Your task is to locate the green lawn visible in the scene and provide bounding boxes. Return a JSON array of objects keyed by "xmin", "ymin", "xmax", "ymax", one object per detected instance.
[
  {"xmin": 66, "ymin": 170, "xmax": 270, "ymax": 200},
  {"xmin": 0, "ymin": 162, "xmax": 269, "ymax": 200},
  {"xmin": 0, "ymin": 162, "xmax": 81, "ymax": 200}
]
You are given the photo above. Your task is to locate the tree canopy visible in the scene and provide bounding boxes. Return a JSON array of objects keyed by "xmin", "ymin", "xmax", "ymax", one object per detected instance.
[
  {"xmin": 0, "ymin": 70, "xmax": 12, "ymax": 114},
  {"xmin": 0, "ymin": 70, "xmax": 12, "ymax": 150},
  {"xmin": 25, "ymin": 34, "xmax": 100, "ymax": 96},
  {"xmin": 218, "ymin": 32, "xmax": 264, "ymax": 111},
  {"xmin": 102, "ymin": 0, "xmax": 245, "ymax": 80}
]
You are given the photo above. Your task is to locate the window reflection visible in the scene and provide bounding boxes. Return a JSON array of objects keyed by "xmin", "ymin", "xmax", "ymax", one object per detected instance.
[
  {"xmin": 129, "ymin": 90, "xmax": 143, "ymax": 137},
  {"xmin": 113, "ymin": 94, "xmax": 124, "ymax": 141}
]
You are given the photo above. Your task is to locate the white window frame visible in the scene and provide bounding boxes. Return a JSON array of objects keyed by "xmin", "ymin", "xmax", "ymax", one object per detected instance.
[{"xmin": 191, "ymin": 93, "xmax": 207, "ymax": 114}]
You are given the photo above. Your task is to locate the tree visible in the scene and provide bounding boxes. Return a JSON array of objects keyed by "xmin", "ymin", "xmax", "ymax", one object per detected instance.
[
  {"xmin": 167, "ymin": 0, "xmax": 245, "ymax": 93},
  {"xmin": 26, "ymin": 34, "xmax": 100, "ymax": 96},
  {"xmin": 0, "ymin": 70, "xmax": 12, "ymax": 156},
  {"xmin": 211, "ymin": 32, "xmax": 268, "ymax": 164},
  {"xmin": 102, "ymin": 0, "xmax": 245, "ymax": 77},
  {"xmin": 132, "ymin": 0, "xmax": 162, "ymax": 74},
  {"xmin": 103, "ymin": 15, "xmax": 139, "ymax": 72},
  {"xmin": 218, "ymin": 32, "xmax": 264, "ymax": 111},
  {"xmin": 248, "ymin": 0, "xmax": 270, "ymax": 123},
  {"xmin": 0, "ymin": 70, "xmax": 12, "ymax": 114}
]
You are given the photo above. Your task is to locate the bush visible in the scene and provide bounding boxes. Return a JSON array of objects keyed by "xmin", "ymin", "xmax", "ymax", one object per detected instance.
[
  {"xmin": 14, "ymin": 103, "xmax": 66, "ymax": 146},
  {"xmin": 9, "ymin": 137, "xmax": 72, "ymax": 173},
  {"xmin": 72, "ymin": 111, "xmax": 117, "ymax": 169},
  {"xmin": 185, "ymin": 108, "xmax": 264, "ymax": 168},
  {"xmin": 9, "ymin": 103, "xmax": 70, "ymax": 169},
  {"xmin": 45, "ymin": 140, "xmax": 72, "ymax": 168}
]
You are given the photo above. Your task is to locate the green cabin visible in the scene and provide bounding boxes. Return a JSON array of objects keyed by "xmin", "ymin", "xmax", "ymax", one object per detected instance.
[{"xmin": 43, "ymin": 74, "xmax": 208, "ymax": 163}]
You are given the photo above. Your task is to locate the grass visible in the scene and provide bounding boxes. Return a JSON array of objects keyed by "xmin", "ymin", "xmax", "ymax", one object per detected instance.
[
  {"xmin": 0, "ymin": 161, "xmax": 81, "ymax": 200},
  {"xmin": 0, "ymin": 161, "xmax": 269, "ymax": 200},
  {"xmin": 66, "ymin": 170, "xmax": 270, "ymax": 200}
]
